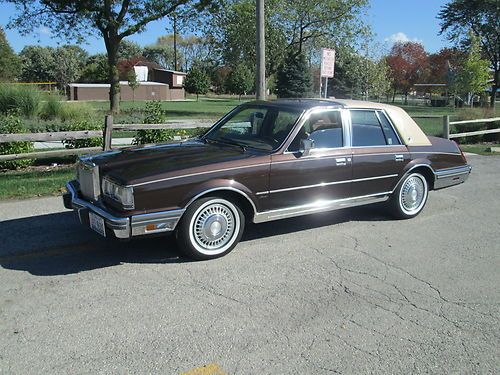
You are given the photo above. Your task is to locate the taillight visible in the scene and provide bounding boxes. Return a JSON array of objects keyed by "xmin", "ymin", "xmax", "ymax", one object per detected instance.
[{"xmin": 453, "ymin": 140, "xmax": 467, "ymax": 163}]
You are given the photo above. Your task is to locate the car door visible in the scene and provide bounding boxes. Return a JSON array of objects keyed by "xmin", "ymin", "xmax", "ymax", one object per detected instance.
[
  {"xmin": 266, "ymin": 109, "xmax": 352, "ymax": 211},
  {"xmin": 349, "ymin": 109, "xmax": 410, "ymax": 197}
]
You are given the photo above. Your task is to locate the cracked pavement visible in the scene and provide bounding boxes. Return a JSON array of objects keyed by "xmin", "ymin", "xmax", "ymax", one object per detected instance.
[{"xmin": 0, "ymin": 155, "xmax": 499, "ymax": 374}]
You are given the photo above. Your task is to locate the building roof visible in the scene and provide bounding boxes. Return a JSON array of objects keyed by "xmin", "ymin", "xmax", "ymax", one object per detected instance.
[
  {"xmin": 152, "ymin": 68, "xmax": 188, "ymax": 75},
  {"xmin": 68, "ymin": 81, "xmax": 169, "ymax": 88}
]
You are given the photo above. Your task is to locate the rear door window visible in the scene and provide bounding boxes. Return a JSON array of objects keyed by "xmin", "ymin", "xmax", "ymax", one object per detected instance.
[{"xmin": 351, "ymin": 110, "xmax": 400, "ymax": 147}]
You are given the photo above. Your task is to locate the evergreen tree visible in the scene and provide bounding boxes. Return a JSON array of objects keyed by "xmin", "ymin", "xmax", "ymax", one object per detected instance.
[
  {"xmin": 276, "ymin": 50, "xmax": 312, "ymax": 98},
  {"xmin": 0, "ymin": 27, "xmax": 20, "ymax": 81},
  {"xmin": 226, "ymin": 64, "xmax": 253, "ymax": 100},
  {"xmin": 184, "ymin": 66, "xmax": 210, "ymax": 101}
]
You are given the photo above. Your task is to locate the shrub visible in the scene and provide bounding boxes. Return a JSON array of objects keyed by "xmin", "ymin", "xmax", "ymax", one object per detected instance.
[
  {"xmin": 0, "ymin": 114, "xmax": 34, "ymax": 170},
  {"xmin": 40, "ymin": 94, "xmax": 63, "ymax": 120},
  {"xmin": 60, "ymin": 102, "xmax": 95, "ymax": 123},
  {"xmin": 134, "ymin": 101, "xmax": 169, "ymax": 145},
  {"xmin": 0, "ymin": 84, "xmax": 41, "ymax": 117},
  {"xmin": 452, "ymin": 108, "xmax": 498, "ymax": 143},
  {"xmin": 61, "ymin": 119, "xmax": 103, "ymax": 149}
]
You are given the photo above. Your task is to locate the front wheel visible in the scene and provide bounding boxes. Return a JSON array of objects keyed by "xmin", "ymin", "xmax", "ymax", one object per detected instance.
[
  {"xmin": 176, "ymin": 197, "xmax": 245, "ymax": 260},
  {"xmin": 389, "ymin": 172, "xmax": 429, "ymax": 219}
]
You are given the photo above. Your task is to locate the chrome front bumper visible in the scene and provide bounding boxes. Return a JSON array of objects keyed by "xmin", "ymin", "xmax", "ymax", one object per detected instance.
[{"xmin": 63, "ymin": 180, "xmax": 184, "ymax": 239}]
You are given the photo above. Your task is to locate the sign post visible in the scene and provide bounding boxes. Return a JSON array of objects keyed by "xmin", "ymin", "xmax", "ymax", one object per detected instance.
[{"xmin": 320, "ymin": 48, "xmax": 335, "ymax": 98}]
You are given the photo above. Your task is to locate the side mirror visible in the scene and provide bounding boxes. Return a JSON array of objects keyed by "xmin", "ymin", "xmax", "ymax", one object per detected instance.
[{"xmin": 300, "ymin": 139, "xmax": 314, "ymax": 156}]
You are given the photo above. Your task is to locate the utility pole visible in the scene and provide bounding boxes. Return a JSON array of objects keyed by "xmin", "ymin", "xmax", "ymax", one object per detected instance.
[
  {"xmin": 173, "ymin": 13, "xmax": 178, "ymax": 71},
  {"xmin": 256, "ymin": 0, "xmax": 266, "ymax": 100}
]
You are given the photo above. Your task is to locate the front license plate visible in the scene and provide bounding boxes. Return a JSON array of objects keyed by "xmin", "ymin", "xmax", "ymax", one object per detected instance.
[{"xmin": 89, "ymin": 212, "xmax": 106, "ymax": 237}]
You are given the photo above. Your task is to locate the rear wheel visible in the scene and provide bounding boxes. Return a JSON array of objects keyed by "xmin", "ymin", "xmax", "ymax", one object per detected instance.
[
  {"xmin": 389, "ymin": 172, "xmax": 429, "ymax": 219},
  {"xmin": 176, "ymin": 197, "xmax": 245, "ymax": 260}
]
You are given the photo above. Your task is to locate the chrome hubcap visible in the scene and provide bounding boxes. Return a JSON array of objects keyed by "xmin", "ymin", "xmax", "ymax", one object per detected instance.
[
  {"xmin": 401, "ymin": 176, "xmax": 425, "ymax": 213},
  {"xmin": 193, "ymin": 203, "xmax": 235, "ymax": 250}
]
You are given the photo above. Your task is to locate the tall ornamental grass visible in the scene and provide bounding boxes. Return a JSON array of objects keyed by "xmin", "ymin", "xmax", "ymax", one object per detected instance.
[{"xmin": 0, "ymin": 84, "xmax": 41, "ymax": 118}]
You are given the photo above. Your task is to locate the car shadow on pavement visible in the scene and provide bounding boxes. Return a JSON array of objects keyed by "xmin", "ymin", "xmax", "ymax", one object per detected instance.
[{"xmin": 0, "ymin": 205, "xmax": 391, "ymax": 276}]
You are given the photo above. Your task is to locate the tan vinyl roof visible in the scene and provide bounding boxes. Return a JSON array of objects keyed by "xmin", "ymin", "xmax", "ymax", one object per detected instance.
[{"xmin": 333, "ymin": 99, "xmax": 432, "ymax": 146}]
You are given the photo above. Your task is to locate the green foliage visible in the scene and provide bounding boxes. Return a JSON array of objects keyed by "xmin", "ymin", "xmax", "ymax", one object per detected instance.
[
  {"xmin": 439, "ymin": 0, "xmax": 499, "ymax": 106},
  {"xmin": 40, "ymin": 94, "xmax": 63, "ymax": 120},
  {"xmin": 52, "ymin": 45, "xmax": 88, "ymax": 90},
  {"xmin": 0, "ymin": 114, "xmax": 34, "ymax": 170},
  {"xmin": 0, "ymin": 84, "xmax": 41, "ymax": 117},
  {"xmin": 0, "ymin": 27, "xmax": 20, "ymax": 82},
  {"xmin": 61, "ymin": 119, "xmax": 102, "ymax": 149},
  {"xmin": 127, "ymin": 70, "xmax": 140, "ymax": 101},
  {"xmin": 134, "ymin": 101, "xmax": 169, "ymax": 144},
  {"xmin": 143, "ymin": 44, "xmax": 176, "ymax": 69},
  {"xmin": 80, "ymin": 54, "xmax": 108, "ymax": 83},
  {"xmin": 19, "ymin": 46, "xmax": 56, "ymax": 83},
  {"xmin": 118, "ymin": 40, "xmax": 144, "ymax": 60},
  {"xmin": 184, "ymin": 66, "xmax": 211, "ymax": 100},
  {"xmin": 226, "ymin": 64, "xmax": 253, "ymax": 99},
  {"xmin": 59, "ymin": 102, "xmax": 95, "ymax": 123},
  {"xmin": 452, "ymin": 108, "xmax": 499, "ymax": 143},
  {"xmin": 452, "ymin": 35, "xmax": 490, "ymax": 104},
  {"xmin": 276, "ymin": 50, "xmax": 312, "ymax": 98}
]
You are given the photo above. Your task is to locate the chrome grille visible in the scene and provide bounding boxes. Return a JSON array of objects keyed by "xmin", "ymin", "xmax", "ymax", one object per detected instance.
[{"xmin": 78, "ymin": 161, "xmax": 100, "ymax": 201}]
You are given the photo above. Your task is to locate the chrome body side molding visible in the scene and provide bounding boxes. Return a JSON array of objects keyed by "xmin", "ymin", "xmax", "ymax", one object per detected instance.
[
  {"xmin": 253, "ymin": 192, "xmax": 391, "ymax": 223},
  {"xmin": 433, "ymin": 165, "xmax": 472, "ymax": 189}
]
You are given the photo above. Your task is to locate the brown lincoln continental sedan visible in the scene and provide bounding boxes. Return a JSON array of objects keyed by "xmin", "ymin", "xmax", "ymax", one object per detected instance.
[{"xmin": 64, "ymin": 99, "xmax": 471, "ymax": 259}]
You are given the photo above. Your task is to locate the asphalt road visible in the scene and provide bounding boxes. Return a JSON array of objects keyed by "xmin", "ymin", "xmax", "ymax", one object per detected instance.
[{"xmin": 0, "ymin": 155, "xmax": 499, "ymax": 374}]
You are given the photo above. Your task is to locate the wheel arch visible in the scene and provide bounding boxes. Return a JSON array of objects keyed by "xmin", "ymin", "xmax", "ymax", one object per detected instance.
[
  {"xmin": 181, "ymin": 182, "xmax": 258, "ymax": 223},
  {"xmin": 398, "ymin": 162, "xmax": 436, "ymax": 191}
]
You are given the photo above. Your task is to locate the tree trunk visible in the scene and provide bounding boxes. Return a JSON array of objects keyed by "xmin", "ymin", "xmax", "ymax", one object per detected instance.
[
  {"xmin": 106, "ymin": 37, "xmax": 121, "ymax": 114},
  {"xmin": 404, "ymin": 92, "xmax": 408, "ymax": 105},
  {"xmin": 392, "ymin": 89, "xmax": 396, "ymax": 103}
]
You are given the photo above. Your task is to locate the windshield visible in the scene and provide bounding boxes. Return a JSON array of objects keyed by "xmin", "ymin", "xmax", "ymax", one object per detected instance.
[{"xmin": 203, "ymin": 105, "xmax": 303, "ymax": 151}]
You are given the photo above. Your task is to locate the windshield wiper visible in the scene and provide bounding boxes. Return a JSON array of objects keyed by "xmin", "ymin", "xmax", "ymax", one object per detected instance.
[{"xmin": 205, "ymin": 136, "xmax": 246, "ymax": 152}]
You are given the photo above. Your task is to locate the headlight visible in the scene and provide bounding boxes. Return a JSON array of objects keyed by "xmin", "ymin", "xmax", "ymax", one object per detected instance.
[{"xmin": 102, "ymin": 177, "xmax": 134, "ymax": 209}]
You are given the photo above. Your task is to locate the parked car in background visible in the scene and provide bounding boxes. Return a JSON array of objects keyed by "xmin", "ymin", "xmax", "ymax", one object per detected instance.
[{"xmin": 64, "ymin": 99, "xmax": 471, "ymax": 259}]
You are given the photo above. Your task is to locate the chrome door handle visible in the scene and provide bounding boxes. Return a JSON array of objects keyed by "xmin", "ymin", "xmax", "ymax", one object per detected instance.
[
  {"xmin": 336, "ymin": 157, "xmax": 347, "ymax": 166},
  {"xmin": 395, "ymin": 154, "xmax": 404, "ymax": 162}
]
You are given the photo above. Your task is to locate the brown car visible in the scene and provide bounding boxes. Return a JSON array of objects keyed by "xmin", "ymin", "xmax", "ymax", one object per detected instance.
[{"xmin": 63, "ymin": 99, "xmax": 471, "ymax": 259}]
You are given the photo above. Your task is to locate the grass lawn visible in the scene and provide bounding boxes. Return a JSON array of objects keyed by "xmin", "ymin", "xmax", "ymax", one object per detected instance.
[
  {"xmin": 89, "ymin": 97, "xmax": 245, "ymax": 124},
  {"xmin": 459, "ymin": 144, "xmax": 500, "ymax": 156},
  {"xmin": 0, "ymin": 166, "xmax": 74, "ymax": 200}
]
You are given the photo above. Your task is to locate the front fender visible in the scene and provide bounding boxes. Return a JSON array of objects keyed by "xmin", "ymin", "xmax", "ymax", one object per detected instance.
[{"xmin": 180, "ymin": 178, "xmax": 259, "ymax": 213}]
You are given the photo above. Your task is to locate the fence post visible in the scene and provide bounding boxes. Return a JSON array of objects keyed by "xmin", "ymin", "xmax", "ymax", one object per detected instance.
[
  {"xmin": 442, "ymin": 115, "xmax": 450, "ymax": 139},
  {"xmin": 103, "ymin": 115, "xmax": 113, "ymax": 151}
]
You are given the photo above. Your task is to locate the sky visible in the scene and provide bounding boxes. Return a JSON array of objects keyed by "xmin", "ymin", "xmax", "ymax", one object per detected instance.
[{"xmin": 0, "ymin": 0, "xmax": 451, "ymax": 55}]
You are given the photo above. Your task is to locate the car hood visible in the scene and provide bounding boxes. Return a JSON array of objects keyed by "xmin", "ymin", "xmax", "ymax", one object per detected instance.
[{"xmin": 89, "ymin": 140, "xmax": 264, "ymax": 186}]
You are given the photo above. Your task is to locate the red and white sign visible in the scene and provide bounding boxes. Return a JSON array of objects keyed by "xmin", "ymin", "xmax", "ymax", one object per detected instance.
[{"xmin": 320, "ymin": 48, "xmax": 336, "ymax": 78}]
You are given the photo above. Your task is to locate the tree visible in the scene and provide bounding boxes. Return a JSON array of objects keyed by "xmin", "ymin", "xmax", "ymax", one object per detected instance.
[
  {"xmin": 18, "ymin": 46, "xmax": 56, "ymax": 83},
  {"xmin": 143, "ymin": 44, "xmax": 176, "ymax": 69},
  {"xmin": 276, "ymin": 49, "xmax": 312, "ymax": 98},
  {"xmin": 453, "ymin": 36, "xmax": 490, "ymax": 106},
  {"xmin": 204, "ymin": 0, "xmax": 287, "ymax": 77},
  {"xmin": 0, "ymin": 27, "xmax": 20, "ymax": 81},
  {"xmin": 118, "ymin": 40, "xmax": 143, "ymax": 60},
  {"xmin": 4, "ymin": 0, "xmax": 217, "ymax": 114},
  {"xmin": 386, "ymin": 41, "xmax": 428, "ymax": 104},
  {"xmin": 184, "ymin": 65, "xmax": 210, "ymax": 100},
  {"xmin": 127, "ymin": 70, "xmax": 140, "ymax": 102},
  {"xmin": 439, "ymin": 0, "xmax": 499, "ymax": 107},
  {"xmin": 226, "ymin": 64, "xmax": 253, "ymax": 100},
  {"xmin": 52, "ymin": 45, "xmax": 88, "ymax": 92},
  {"xmin": 80, "ymin": 54, "xmax": 108, "ymax": 83},
  {"xmin": 274, "ymin": 0, "xmax": 369, "ymax": 56}
]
